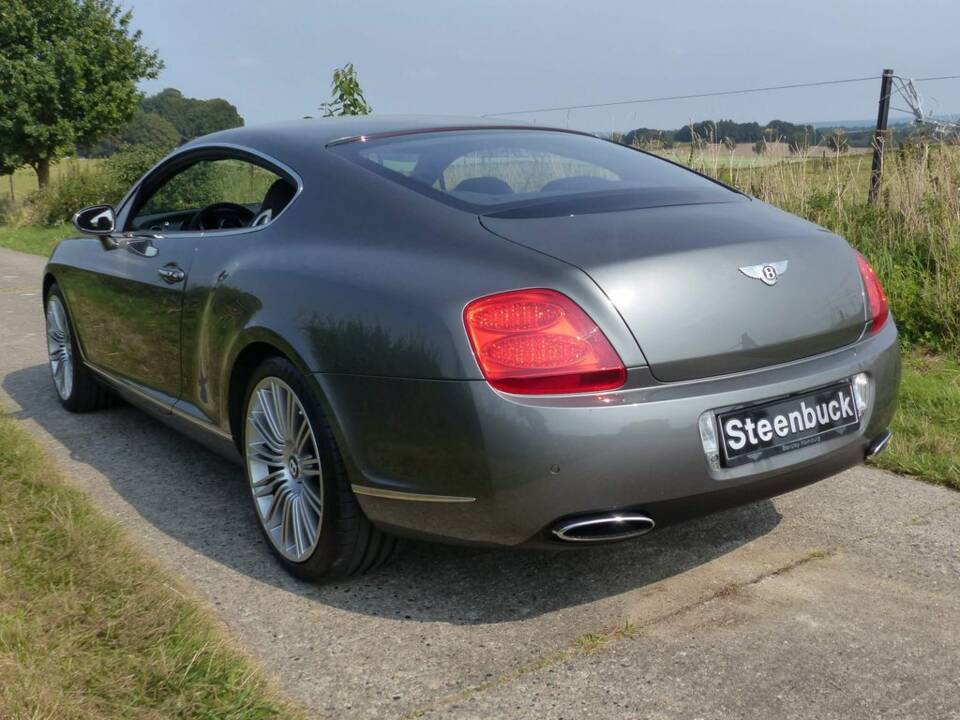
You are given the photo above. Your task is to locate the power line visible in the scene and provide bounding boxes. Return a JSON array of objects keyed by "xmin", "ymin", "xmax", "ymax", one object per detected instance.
[
  {"xmin": 912, "ymin": 74, "xmax": 960, "ymax": 82},
  {"xmin": 484, "ymin": 73, "xmax": 960, "ymax": 119},
  {"xmin": 483, "ymin": 75, "xmax": 881, "ymax": 117}
]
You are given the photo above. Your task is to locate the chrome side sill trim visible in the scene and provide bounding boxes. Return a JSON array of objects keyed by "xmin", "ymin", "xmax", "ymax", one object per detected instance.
[
  {"xmin": 84, "ymin": 361, "xmax": 233, "ymax": 440},
  {"xmin": 170, "ymin": 404, "xmax": 233, "ymax": 440},
  {"xmin": 351, "ymin": 485, "xmax": 476, "ymax": 503}
]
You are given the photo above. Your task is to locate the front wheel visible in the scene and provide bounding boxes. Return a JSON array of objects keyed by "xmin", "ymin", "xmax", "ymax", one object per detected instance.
[
  {"xmin": 242, "ymin": 357, "xmax": 402, "ymax": 581},
  {"xmin": 44, "ymin": 283, "xmax": 115, "ymax": 412}
]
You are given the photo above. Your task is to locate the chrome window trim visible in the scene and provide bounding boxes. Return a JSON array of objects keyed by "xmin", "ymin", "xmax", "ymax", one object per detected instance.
[
  {"xmin": 118, "ymin": 142, "xmax": 305, "ymax": 239},
  {"xmin": 324, "ymin": 124, "xmax": 598, "ymax": 148}
]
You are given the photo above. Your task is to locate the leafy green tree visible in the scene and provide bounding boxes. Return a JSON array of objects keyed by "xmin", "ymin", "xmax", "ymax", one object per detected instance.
[
  {"xmin": 320, "ymin": 63, "xmax": 373, "ymax": 117},
  {"xmin": 119, "ymin": 110, "xmax": 180, "ymax": 148},
  {"xmin": 0, "ymin": 0, "xmax": 162, "ymax": 189},
  {"xmin": 621, "ymin": 128, "xmax": 671, "ymax": 149},
  {"xmin": 140, "ymin": 88, "xmax": 243, "ymax": 142},
  {"xmin": 675, "ymin": 120, "xmax": 763, "ymax": 144},
  {"xmin": 83, "ymin": 90, "xmax": 243, "ymax": 156}
]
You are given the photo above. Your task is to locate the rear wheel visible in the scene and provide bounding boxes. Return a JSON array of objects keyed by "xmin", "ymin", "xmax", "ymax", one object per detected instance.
[
  {"xmin": 45, "ymin": 283, "xmax": 115, "ymax": 412},
  {"xmin": 242, "ymin": 357, "xmax": 402, "ymax": 581}
]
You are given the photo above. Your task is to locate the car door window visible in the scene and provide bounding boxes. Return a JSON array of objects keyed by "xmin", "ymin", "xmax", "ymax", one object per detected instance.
[{"xmin": 129, "ymin": 158, "xmax": 287, "ymax": 232}]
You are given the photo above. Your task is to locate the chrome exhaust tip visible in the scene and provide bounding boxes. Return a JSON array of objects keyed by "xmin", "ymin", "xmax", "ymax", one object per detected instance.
[
  {"xmin": 552, "ymin": 513, "xmax": 655, "ymax": 543},
  {"xmin": 866, "ymin": 430, "xmax": 892, "ymax": 459}
]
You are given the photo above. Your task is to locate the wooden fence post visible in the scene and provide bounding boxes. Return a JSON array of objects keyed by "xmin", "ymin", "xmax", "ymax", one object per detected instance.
[{"xmin": 869, "ymin": 68, "xmax": 894, "ymax": 204}]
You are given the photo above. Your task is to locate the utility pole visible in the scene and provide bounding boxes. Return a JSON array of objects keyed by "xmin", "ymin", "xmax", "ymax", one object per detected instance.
[{"xmin": 869, "ymin": 68, "xmax": 894, "ymax": 204}]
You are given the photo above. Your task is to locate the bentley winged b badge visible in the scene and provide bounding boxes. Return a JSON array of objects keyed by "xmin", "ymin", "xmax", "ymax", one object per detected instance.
[{"xmin": 739, "ymin": 260, "xmax": 789, "ymax": 286}]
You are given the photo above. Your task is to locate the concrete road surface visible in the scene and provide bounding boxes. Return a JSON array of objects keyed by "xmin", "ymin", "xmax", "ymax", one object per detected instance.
[{"xmin": 1, "ymin": 246, "xmax": 958, "ymax": 719}]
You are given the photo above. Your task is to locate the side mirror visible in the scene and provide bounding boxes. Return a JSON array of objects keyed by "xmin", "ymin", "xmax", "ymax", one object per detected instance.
[{"xmin": 73, "ymin": 205, "xmax": 116, "ymax": 236}]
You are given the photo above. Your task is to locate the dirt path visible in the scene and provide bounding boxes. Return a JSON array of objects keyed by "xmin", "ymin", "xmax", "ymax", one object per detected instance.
[{"xmin": 2, "ymin": 246, "xmax": 957, "ymax": 719}]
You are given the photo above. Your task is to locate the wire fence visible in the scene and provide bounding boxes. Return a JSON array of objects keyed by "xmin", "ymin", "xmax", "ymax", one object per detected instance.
[{"xmin": 483, "ymin": 72, "xmax": 960, "ymax": 140}]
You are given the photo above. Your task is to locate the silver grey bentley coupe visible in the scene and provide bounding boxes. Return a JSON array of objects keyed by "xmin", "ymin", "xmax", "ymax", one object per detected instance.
[{"xmin": 44, "ymin": 116, "xmax": 900, "ymax": 580}]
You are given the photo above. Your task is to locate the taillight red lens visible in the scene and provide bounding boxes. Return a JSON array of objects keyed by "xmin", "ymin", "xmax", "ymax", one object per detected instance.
[
  {"xmin": 855, "ymin": 251, "xmax": 889, "ymax": 334},
  {"xmin": 463, "ymin": 289, "xmax": 626, "ymax": 394}
]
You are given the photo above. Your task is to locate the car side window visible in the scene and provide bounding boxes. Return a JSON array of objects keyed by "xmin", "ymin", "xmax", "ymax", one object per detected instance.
[{"xmin": 128, "ymin": 157, "xmax": 291, "ymax": 233}]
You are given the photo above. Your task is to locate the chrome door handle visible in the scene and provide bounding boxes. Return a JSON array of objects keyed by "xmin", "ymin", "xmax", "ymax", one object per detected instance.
[{"xmin": 158, "ymin": 264, "xmax": 185, "ymax": 284}]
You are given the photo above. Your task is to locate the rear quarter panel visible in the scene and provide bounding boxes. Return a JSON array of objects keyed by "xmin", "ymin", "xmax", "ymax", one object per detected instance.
[{"xmin": 179, "ymin": 153, "xmax": 639, "ymax": 436}]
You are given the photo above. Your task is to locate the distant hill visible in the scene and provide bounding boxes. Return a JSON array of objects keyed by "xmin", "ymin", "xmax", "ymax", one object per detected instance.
[
  {"xmin": 809, "ymin": 119, "xmax": 875, "ymax": 129},
  {"xmin": 810, "ymin": 114, "xmax": 959, "ymax": 129},
  {"xmin": 616, "ymin": 113, "xmax": 959, "ymax": 151}
]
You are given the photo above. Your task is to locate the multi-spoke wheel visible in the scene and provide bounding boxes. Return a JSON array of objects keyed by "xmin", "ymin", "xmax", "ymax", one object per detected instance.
[
  {"xmin": 46, "ymin": 294, "xmax": 74, "ymax": 401},
  {"xmin": 246, "ymin": 377, "xmax": 324, "ymax": 562},
  {"xmin": 44, "ymin": 283, "xmax": 115, "ymax": 412},
  {"xmin": 241, "ymin": 357, "xmax": 402, "ymax": 581}
]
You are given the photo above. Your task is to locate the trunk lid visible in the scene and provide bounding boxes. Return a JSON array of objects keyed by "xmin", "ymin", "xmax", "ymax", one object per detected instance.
[{"xmin": 480, "ymin": 199, "xmax": 867, "ymax": 382}]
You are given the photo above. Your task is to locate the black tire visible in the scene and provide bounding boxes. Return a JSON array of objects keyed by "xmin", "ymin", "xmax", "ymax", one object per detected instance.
[
  {"xmin": 241, "ymin": 356, "xmax": 402, "ymax": 581},
  {"xmin": 44, "ymin": 283, "xmax": 116, "ymax": 413}
]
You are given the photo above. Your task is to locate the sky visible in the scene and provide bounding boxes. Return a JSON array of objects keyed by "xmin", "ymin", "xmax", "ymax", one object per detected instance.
[{"xmin": 128, "ymin": 0, "xmax": 960, "ymax": 133}]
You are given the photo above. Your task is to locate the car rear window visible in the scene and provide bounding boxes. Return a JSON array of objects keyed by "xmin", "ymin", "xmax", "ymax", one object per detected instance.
[{"xmin": 329, "ymin": 129, "xmax": 737, "ymax": 216}]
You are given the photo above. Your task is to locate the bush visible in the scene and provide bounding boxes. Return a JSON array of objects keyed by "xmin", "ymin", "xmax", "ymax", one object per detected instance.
[
  {"xmin": 0, "ymin": 194, "xmax": 12, "ymax": 225},
  {"xmin": 25, "ymin": 167, "xmax": 115, "ymax": 226},
  {"xmin": 19, "ymin": 144, "xmax": 169, "ymax": 226}
]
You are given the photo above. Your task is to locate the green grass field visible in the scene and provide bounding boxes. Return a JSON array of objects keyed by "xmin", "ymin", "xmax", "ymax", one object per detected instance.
[
  {"xmin": 4, "ymin": 158, "xmax": 102, "ymax": 202},
  {"xmin": 871, "ymin": 353, "xmax": 960, "ymax": 489},
  {"xmin": 0, "ymin": 410, "xmax": 302, "ymax": 720},
  {"xmin": 0, "ymin": 223, "xmax": 73, "ymax": 256}
]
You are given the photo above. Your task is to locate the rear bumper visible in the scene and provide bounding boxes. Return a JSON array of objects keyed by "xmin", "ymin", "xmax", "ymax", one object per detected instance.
[{"xmin": 316, "ymin": 320, "xmax": 900, "ymax": 547}]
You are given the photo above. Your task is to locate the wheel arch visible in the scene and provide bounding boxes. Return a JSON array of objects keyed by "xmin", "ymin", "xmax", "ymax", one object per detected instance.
[
  {"xmin": 41, "ymin": 270, "xmax": 88, "ymax": 362},
  {"xmin": 225, "ymin": 329, "xmax": 336, "ymax": 456},
  {"xmin": 42, "ymin": 272, "xmax": 57, "ymax": 301},
  {"xmin": 227, "ymin": 338, "xmax": 292, "ymax": 453}
]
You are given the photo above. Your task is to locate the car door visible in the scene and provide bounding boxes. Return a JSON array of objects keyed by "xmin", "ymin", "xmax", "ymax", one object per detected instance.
[
  {"xmin": 62, "ymin": 150, "xmax": 230, "ymax": 406},
  {"xmin": 62, "ymin": 227, "xmax": 197, "ymax": 407}
]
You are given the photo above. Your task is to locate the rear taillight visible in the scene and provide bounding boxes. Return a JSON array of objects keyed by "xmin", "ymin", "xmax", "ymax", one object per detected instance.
[
  {"xmin": 855, "ymin": 251, "xmax": 889, "ymax": 334},
  {"xmin": 463, "ymin": 289, "xmax": 626, "ymax": 394}
]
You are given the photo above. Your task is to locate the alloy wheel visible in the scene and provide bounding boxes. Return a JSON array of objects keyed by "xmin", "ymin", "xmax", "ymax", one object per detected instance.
[
  {"xmin": 45, "ymin": 295, "xmax": 74, "ymax": 401},
  {"xmin": 245, "ymin": 377, "xmax": 323, "ymax": 561}
]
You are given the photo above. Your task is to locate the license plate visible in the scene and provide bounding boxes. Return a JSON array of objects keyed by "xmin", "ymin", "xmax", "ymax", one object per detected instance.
[{"xmin": 717, "ymin": 382, "xmax": 860, "ymax": 467}]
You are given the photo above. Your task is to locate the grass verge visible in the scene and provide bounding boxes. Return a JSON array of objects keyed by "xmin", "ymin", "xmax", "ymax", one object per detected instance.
[
  {"xmin": 870, "ymin": 351, "xmax": 960, "ymax": 490},
  {"xmin": 0, "ymin": 411, "xmax": 301, "ymax": 720},
  {"xmin": 0, "ymin": 223, "xmax": 73, "ymax": 257}
]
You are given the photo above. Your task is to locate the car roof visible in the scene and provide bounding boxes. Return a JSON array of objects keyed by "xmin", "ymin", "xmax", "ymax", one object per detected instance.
[{"xmin": 182, "ymin": 115, "xmax": 582, "ymax": 171}]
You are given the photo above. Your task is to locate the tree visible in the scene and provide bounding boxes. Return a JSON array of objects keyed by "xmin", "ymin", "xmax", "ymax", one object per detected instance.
[
  {"xmin": 0, "ymin": 0, "xmax": 163, "ymax": 189},
  {"xmin": 79, "ymin": 109, "xmax": 179, "ymax": 158},
  {"xmin": 675, "ymin": 120, "xmax": 763, "ymax": 144},
  {"xmin": 752, "ymin": 139, "xmax": 767, "ymax": 155},
  {"xmin": 320, "ymin": 63, "xmax": 373, "ymax": 117},
  {"xmin": 140, "ymin": 88, "xmax": 243, "ymax": 142},
  {"xmin": 83, "ymin": 89, "xmax": 244, "ymax": 156},
  {"xmin": 141, "ymin": 89, "xmax": 244, "ymax": 141},
  {"xmin": 827, "ymin": 129, "xmax": 849, "ymax": 154},
  {"xmin": 621, "ymin": 128, "xmax": 671, "ymax": 149},
  {"xmin": 119, "ymin": 110, "xmax": 181, "ymax": 148}
]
